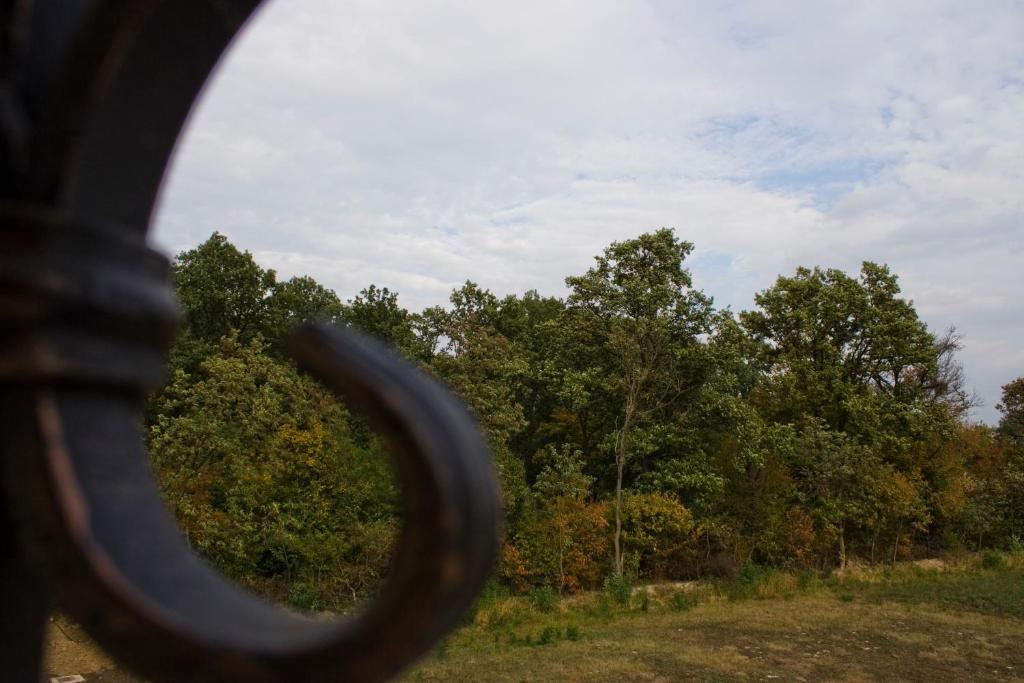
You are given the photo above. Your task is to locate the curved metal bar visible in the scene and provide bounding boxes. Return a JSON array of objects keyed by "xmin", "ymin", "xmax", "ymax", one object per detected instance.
[
  {"xmin": 1, "ymin": 1, "xmax": 502, "ymax": 680},
  {"xmin": 29, "ymin": 324, "xmax": 499, "ymax": 681}
]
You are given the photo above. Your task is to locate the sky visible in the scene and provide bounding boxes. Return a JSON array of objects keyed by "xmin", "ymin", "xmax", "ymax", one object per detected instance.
[{"xmin": 153, "ymin": 0, "xmax": 1024, "ymax": 424}]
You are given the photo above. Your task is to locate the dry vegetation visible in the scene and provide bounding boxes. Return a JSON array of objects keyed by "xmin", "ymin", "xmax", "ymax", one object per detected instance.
[
  {"xmin": 407, "ymin": 595, "xmax": 1024, "ymax": 682},
  {"xmin": 46, "ymin": 554, "xmax": 1024, "ymax": 682}
]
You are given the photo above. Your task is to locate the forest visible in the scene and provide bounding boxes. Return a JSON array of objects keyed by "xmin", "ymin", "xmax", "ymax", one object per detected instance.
[{"xmin": 146, "ymin": 229, "xmax": 1024, "ymax": 611}]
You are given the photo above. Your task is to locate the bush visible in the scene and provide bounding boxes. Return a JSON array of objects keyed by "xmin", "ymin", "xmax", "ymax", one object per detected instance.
[
  {"xmin": 620, "ymin": 492, "xmax": 695, "ymax": 578},
  {"xmin": 726, "ymin": 563, "xmax": 768, "ymax": 600},
  {"xmin": 725, "ymin": 563, "xmax": 800, "ymax": 601},
  {"xmin": 603, "ymin": 573, "xmax": 633, "ymax": 607},
  {"xmin": 480, "ymin": 598, "xmax": 532, "ymax": 631},
  {"xmin": 537, "ymin": 627, "xmax": 559, "ymax": 645},
  {"xmin": 796, "ymin": 569, "xmax": 821, "ymax": 591},
  {"xmin": 670, "ymin": 591, "xmax": 698, "ymax": 611},
  {"xmin": 508, "ymin": 626, "xmax": 573, "ymax": 648},
  {"xmin": 529, "ymin": 585, "xmax": 558, "ymax": 613},
  {"xmin": 981, "ymin": 550, "xmax": 1007, "ymax": 570},
  {"xmin": 582, "ymin": 593, "xmax": 615, "ymax": 620},
  {"xmin": 512, "ymin": 494, "xmax": 610, "ymax": 594},
  {"xmin": 481, "ymin": 577, "xmax": 512, "ymax": 601},
  {"xmin": 287, "ymin": 581, "xmax": 320, "ymax": 611}
]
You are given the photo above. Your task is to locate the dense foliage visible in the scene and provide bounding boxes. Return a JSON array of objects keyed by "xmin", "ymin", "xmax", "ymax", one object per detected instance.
[{"xmin": 148, "ymin": 231, "xmax": 1023, "ymax": 608}]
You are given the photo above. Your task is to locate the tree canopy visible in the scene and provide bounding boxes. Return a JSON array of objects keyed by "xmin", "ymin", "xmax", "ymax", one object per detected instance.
[{"xmin": 148, "ymin": 230, "xmax": 1021, "ymax": 609}]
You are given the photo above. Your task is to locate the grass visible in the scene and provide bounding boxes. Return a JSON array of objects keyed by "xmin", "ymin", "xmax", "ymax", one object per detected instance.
[
  {"xmin": 837, "ymin": 558, "xmax": 1024, "ymax": 619},
  {"xmin": 44, "ymin": 554, "xmax": 1024, "ymax": 682},
  {"xmin": 403, "ymin": 555, "xmax": 1024, "ymax": 682}
]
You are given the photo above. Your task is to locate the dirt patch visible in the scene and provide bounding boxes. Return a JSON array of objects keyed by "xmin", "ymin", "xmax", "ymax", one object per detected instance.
[
  {"xmin": 633, "ymin": 581, "xmax": 699, "ymax": 596},
  {"xmin": 912, "ymin": 558, "xmax": 948, "ymax": 572},
  {"xmin": 45, "ymin": 618, "xmax": 115, "ymax": 676},
  {"xmin": 44, "ymin": 618, "xmax": 142, "ymax": 683}
]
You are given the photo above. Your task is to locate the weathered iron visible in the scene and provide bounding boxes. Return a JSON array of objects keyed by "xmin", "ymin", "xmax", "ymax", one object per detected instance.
[{"xmin": 0, "ymin": 2, "xmax": 501, "ymax": 681}]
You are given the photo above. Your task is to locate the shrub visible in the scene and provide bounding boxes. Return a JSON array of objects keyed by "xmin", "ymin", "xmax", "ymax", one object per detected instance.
[
  {"xmin": 513, "ymin": 500, "xmax": 611, "ymax": 593},
  {"xmin": 538, "ymin": 627, "xmax": 559, "ymax": 646},
  {"xmin": 480, "ymin": 597, "xmax": 531, "ymax": 631},
  {"xmin": 796, "ymin": 569, "xmax": 822, "ymax": 591},
  {"xmin": 603, "ymin": 573, "xmax": 633, "ymax": 607},
  {"xmin": 287, "ymin": 581, "xmax": 320, "ymax": 611},
  {"xmin": 582, "ymin": 592, "xmax": 615, "ymax": 620},
  {"xmin": 724, "ymin": 563, "xmax": 800, "ymax": 601},
  {"xmin": 620, "ymin": 492, "xmax": 695, "ymax": 578},
  {"xmin": 670, "ymin": 591, "xmax": 698, "ymax": 611},
  {"xmin": 981, "ymin": 550, "xmax": 1007, "ymax": 570},
  {"xmin": 782, "ymin": 507, "xmax": 818, "ymax": 568},
  {"xmin": 498, "ymin": 543, "xmax": 531, "ymax": 594},
  {"xmin": 727, "ymin": 562, "xmax": 767, "ymax": 601},
  {"xmin": 529, "ymin": 585, "xmax": 557, "ymax": 613},
  {"xmin": 566, "ymin": 625, "xmax": 581, "ymax": 641}
]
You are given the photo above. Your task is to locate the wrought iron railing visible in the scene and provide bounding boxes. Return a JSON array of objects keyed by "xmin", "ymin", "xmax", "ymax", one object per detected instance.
[{"xmin": 0, "ymin": 3, "xmax": 501, "ymax": 680}]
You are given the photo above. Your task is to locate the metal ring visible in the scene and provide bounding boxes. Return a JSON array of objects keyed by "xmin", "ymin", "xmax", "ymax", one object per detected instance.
[
  {"xmin": 29, "ymin": 323, "xmax": 499, "ymax": 681},
  {"xmin": 2, "ymin": 1, "xmax": 502, "ymax": 680}
]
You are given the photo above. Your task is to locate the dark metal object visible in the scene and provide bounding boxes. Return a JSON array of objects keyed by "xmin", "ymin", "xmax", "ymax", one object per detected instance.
[{"xmin": 0, "ymin": 2, "xmax": 501, "ymax": 681}]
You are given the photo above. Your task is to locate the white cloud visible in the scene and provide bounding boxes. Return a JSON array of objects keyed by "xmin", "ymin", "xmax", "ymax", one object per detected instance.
[{"xmin": 154, "ymin": 0, "xmax": 1024, "ymax": 423}]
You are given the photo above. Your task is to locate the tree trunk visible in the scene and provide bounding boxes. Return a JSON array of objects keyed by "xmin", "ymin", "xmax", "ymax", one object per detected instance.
[
  {"xmin": 892, "ymin": 521, "xmax": 902, "ymax": 564},
  {"xmin": 838, "ymin": 521, "xmax": 847, "ymax": 569},
  {"xmin": 613, "ymin": 453, "xmax": 624, "ymax": 576},
  {"xmin": 612, "ymin": 392, "xmax": 637, "ymax": 577},
  {"xmin": 557, "ymin": 545, "xmax": 565, "ymax": 596}
]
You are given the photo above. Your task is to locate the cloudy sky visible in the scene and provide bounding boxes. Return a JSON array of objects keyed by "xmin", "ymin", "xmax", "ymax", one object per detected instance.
[{"xmin": 153, "ymin": 0, "xmax": 1023, "ymax": 424}]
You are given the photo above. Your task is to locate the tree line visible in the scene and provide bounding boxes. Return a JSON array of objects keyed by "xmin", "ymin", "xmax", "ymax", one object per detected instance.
[{"xmin": 147, "ymin": 230, "xmax": 1024, "ymax": 610}]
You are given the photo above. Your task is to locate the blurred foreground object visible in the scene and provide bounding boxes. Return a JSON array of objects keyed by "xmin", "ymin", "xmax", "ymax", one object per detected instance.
[{"xmin": 0, "ymin": 2, "xmax": 500, "ymax": 680}]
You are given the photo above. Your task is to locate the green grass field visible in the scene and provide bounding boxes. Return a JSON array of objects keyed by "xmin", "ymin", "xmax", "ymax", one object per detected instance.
[{"xmin": 45, "ymin": 554, "xmax": 1024, "ymax": 682}]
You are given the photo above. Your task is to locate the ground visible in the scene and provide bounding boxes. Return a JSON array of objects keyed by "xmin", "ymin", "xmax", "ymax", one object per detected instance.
[
  {"xmin": 44, "ymin": 560, "xmax": 1024, "ymax": 682},
  {"xmin": 405, "ymin": 594, "xmax": 1024, "ymax": 682}
]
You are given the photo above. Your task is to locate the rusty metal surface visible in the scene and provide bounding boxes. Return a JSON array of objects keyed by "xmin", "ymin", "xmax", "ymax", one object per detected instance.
[{"xmin": 0, "ymin": 2, "xmax": 501, "ymax": 681}]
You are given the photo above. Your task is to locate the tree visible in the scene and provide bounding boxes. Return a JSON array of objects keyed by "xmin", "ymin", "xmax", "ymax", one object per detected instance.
[
  {"xmin": 996, "ymin": 379, "xmax": 1024, "ymax": 543},
  {"xmin": 170, "ymin": 233, "xmax": 354, "ymax": 370},
  {"xmin": 264, "ymin": 275, "xmax": 344, "ymax": 342},
  {"xmin": 493, "ymin": 291, "xmax": 567, "ymax": 473},
  {"xmin": 148, "ymin": 229, "xmax": 1022, "ymax": 598},
  {"xmin": 998, "ymin": 378, "xmax": 1024, "ymax": 444},
  {"xmin": 792, "ymin": 420, "xmax": 885, "ymax": 568},
  {"xmin": 513, "ymin": 445, "xmax": 609, "ymax": 593},
  {"xmin": 562, "ymin": 228, "xmax": 712, "ymax": 576},
  {"xmin": 742, "ymin": 263, "xmax": 936, "ymax": 430},
  {"xmin": 619, "ymin": 491, "xmax": 694, "ymax": 579},
  {"xmin": 171, "ymin": 232, "xmax": 276, "ymax": 347},
  {"xmin": 341, "ymin": 285, "xmax": 424, "ymax": 359},
  {"xmin": 429, "ymin": 282, "xmax": 531, "ymax": 516},
  {"xmin": 740, "ymin": 263, "xmax": 964, "ymax": 563},
  {"xmin": 148, "ymin": 335, "xmax": 397, "ymax": 608}
]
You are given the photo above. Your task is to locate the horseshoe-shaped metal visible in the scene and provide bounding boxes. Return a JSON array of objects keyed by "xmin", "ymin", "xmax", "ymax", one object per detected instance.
[{"xmin": 0, "ymin": 2, "xmax": 501, "ymax": 681}]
